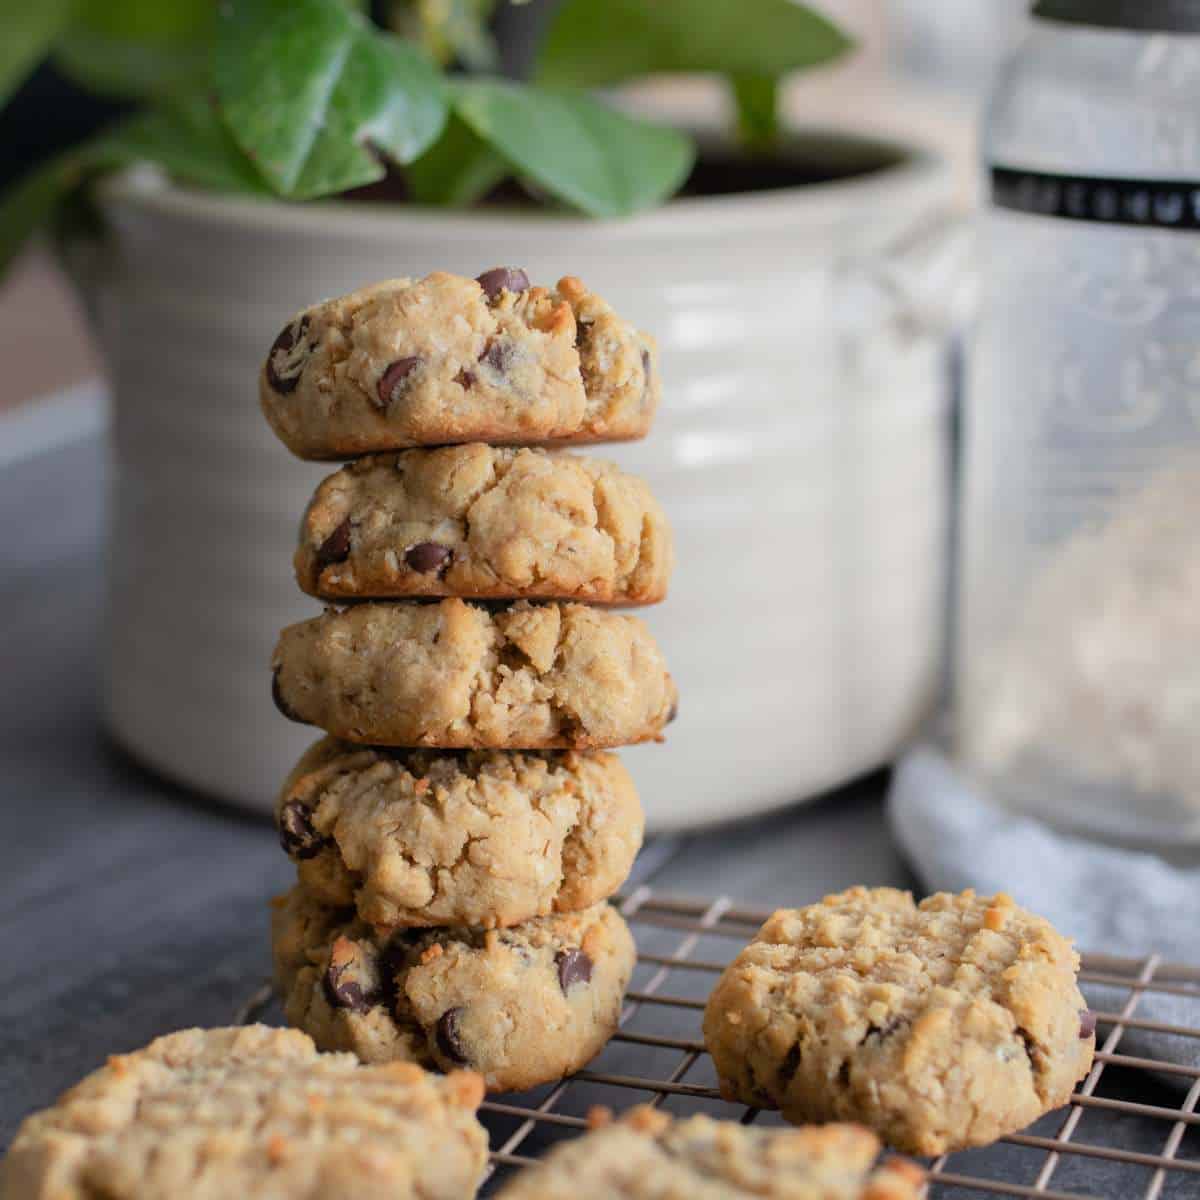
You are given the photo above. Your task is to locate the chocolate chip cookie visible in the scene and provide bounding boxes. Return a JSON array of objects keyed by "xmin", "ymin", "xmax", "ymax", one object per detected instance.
[
  {"xmin": 295, "ymin": 444, "xmax": 673, "ymax": 605},
  {"xmin": 277, "ymin": 737, "xmax": 643, "ymax": 929},
  {"xmin": 260, "ymin": 269, "xmax": 658, "ymax": 460},
  {"xmin": 0, "ymin": 1024, "xmax": 487, "ymax": 1200},
  {"xmin": 495, "ymin": 1106, "xmax": 924, "ymax": 1199},
  {"xmin": 703, "ymin": 887, "xmax": 1095, "ymax": 1156},
  {"xmin": 271, "ymin": 599, "xmax": 677, "ymax": 749},
  {"xmin": 272, "ymin": 885, "xmax": 635, "ymax": 1092}
]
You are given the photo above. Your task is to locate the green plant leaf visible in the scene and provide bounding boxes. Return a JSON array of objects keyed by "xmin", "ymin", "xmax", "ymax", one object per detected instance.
[
  {"xmin": 405, "ymin": 111, "xmax": 508, "ymax": 206},
  {"xmin": 731, "ymin": 74, "xmax": 779, "ymax": 150},
  {"xmin": 0, "ymin": 153, "xmax": 84, "ymax": 277},
  {"xmin": 87, "ymin": 95, "xmax": 276, "ymax": 195},
  {"xmin": 453, "ymin": 80, "xmax": 694, "ymax": 218},
  {"xmin": 0, "ymin": 0, "xmax": 74, "ymax": 107},
  {"xmin": 215, "ymin": 0, "xmax": 448, "ymax": 198},
  {"xmin": 52, "ymin": 0, "xmax": 215, "ymax": 98},
  {"xmin": 535, "ymin": 0, "xmax": 852, "ymax": 89},
  {"xmin": 53, "ymin": 37, "xmax": 209, "ymax": 99}
]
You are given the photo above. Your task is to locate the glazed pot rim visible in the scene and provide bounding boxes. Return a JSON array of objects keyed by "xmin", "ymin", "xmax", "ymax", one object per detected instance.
[{"xmin": 97, "ymin": 126, "xmax": 951, "ymax": 242}]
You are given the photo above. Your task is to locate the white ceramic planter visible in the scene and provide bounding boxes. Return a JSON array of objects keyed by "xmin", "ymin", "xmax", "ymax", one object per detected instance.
[{"xmin": 93, "ymin": 136, "xmax": 958, "ymax": 829}]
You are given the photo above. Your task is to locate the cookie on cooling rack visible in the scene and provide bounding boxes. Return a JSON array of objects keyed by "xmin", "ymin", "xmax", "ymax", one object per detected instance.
[
  {"xmin": 0, "ymin": 1025, "xmax": 487, "ymax": 1200},
  {"xmin": 272, "ymin": 884, "xmax": 635, "ymax": 1093},
  {"xmin": 703, "ymin": 886, "xmax": 1095, "ymax": 1155},
  {"xmin": 494, "ymin": 1105, "xmax": 924, "ymax": 1199}
]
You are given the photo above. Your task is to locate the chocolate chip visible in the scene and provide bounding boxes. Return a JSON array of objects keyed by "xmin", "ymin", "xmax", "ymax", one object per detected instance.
[
  {"xmin": 641, "ymin": 347, "xmax": 651, "ymax": 382},
  {"xmin": 271, "ymin": 668, "xmax": 302, "ymax": 724},
  {"xmin": 404, "ymin": 542, "xmax": 452, "ymax": 575},
  {"xmin": 666, "ymin": 701, "xmax": 678, "ymax": 725},
  {"xmin": 377, "ymin": 356, "xmax": 421, "ymax": 409},
  {"xmin": 476, "ymin": 267, "xmax": 530, "ymax": 300},
  {"xmin": 315, "ymin": 518, "xmax": 352, "ymax": 569},
  {"xmin": 277, "ymin": 800, "xmax": 326, "ymax": 860},
  {"xmin": 863, "ymin": 1015, "xmax": 905, "ymax": 1043},
  {"xmin": 837, "ymin": 1060, "xmax": 850, "ymax": 1086},
  {"xmin": 777, "ymin": 1042, "xmax": 801, "ymax": 1085},
  {"xmin": 266, "ymin": 315, "xmax": 311, "ymax": 393},
  {"xmin": 322, "ymin": 963, "xmax": 379, "ymax": 1014},
  {"xmin": 1079, "ymin": 1009, "xmax": 1097, "ymax": 1039},
  {"xmin": 454, "ymin": 369, "xmax": 475, "ymax": 390},
  {"xmin": 479, "ymin": 338, "xmax": 513, "ymax": 373},
  {"xmin": 555, "ymin": 949, "xmax": 593, "ymax": 993},
  {"xmin": 435, "ymin": 1007, "xmax": 469, "ymax": 1064}
]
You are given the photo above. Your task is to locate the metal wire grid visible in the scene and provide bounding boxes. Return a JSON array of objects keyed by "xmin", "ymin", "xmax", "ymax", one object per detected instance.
[
  {"xmin": 479, "ymin": 888, "xmax": 1200, "ymax": 1199},
  {"xmin": 240, "ymin": 887, "xmax": 1200, "ymax": 1198}
]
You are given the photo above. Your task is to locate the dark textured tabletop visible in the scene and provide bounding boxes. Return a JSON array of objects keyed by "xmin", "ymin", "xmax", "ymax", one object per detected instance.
[{"xmin": 3, "ymin": 434, "xmax": 1192, "ymax": 1199}]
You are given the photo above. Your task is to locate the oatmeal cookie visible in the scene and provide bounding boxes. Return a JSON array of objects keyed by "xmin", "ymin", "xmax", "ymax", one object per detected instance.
[
  {"xmin": 260, "ymin": 269, "xmax": 658, "ymax": 459},
  {"xmin": 703, "ymin": 887, "xmax": 1094, "ymax": 1155},
  {"xmin": 272, "ymin": 886, "xmax": 635, "ymax": 1093},
  {"xmin": 277, "ymin": 737, "xmax": 642, "ymax": 929},
  {"xmin": 0, "ymin": 1024, "xmax": 486, "ymax": 1200},
  {"xmin": 271, "ymin": 599, "xmax": 677, "ymax": 749}
]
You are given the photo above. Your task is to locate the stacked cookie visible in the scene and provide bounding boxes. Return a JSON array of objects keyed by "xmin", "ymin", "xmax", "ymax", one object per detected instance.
[{"xmin": 260, "ymin": 267, "xmax": 676, "ymax": 1092}]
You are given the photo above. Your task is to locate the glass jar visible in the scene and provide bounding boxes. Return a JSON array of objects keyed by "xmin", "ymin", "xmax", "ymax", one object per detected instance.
[{"xmin": 956, "ymin": 1, "xmax": 1200, "ymax": 846}]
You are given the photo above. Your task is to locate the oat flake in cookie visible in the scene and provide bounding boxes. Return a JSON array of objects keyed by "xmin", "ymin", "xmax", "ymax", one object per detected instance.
[
  {"xmin": 272, "ymin": 885, "xmax": 635, "ymax": 1093},
  {"xmin": 496, "ymin": 1105, "xmax": 924, "ymax": 1200},
  {"xmin": 0, "ymin": 1025, "xmax": 487, "ymax": 1200},
  {"xmin": 258, "ymin": 270, "xmax": 659, "ymax": 459},
  {"xmin": 276, "ymin": 737, "xmax": 643, "ymax": 929},
  {"xmin": 295, "ymin": 444, "xmax": 674, "ymax": 605},
  {"xmin": 703, "ymin": 886, "xmax": 1095, "ymax": 1156},
  {"xmin": 271, "ymin": 598, "xmax": 677, "ymax": 750}
]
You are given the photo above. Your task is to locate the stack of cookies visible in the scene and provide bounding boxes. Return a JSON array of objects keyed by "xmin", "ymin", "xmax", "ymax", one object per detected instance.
[{"xmin": 259, "ymin": 267, "xmax": 676, "ymax": 1093}]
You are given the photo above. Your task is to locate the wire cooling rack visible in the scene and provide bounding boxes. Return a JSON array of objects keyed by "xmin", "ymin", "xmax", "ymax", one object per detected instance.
[{"xmin": 240, "ymin": 887, "xmax": 1200, "ymax": 1198}]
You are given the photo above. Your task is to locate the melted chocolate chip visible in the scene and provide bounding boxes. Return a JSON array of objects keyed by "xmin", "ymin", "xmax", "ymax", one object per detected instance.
[
  {"xmin": 374, "ymin": 936, "xmax": 414, "ymax": 1010},
  {"xmin": 404, "ymin": 542, "xmax": 452, "ymax": 575},
  {"xmin": 266, "ymin": 315, "xmax": 311, "ymax": 393},
  {"xmin": 436, "ymin": 1007, "xmax": 469, "ymax": 1064},
  {"xmin": 271, "ymin": 668, "xmax": 302, "ymax": 723},
  {"xmin": 1079, "ymin": 1009, "xmax": 1097, "ymax": 1039},
  {"xmin": 454, "ymin": 369, "xmax": 476, "ymax": 390},
  {"xmin": 777, "ymin": 1042, "xmax": 801, "ymax": 1085},
  {"xmin": 476, "ymin": 267, "xmax": 530, "ymax": 300},
  {"xmin": 641, "ymin": 347, "xmax": 652, "ymax": 383},
  {"xmin": 555, "ymin": 949, "xmax": 593, "ymax": 993},
  {"xmin": 666, "ymin": 701, "xmax": 679, "ymax": 725},
  {"xmin": 277, "ymin": 800, "xmax": 326, "ymax": 860},
  {"xmin": 377, "ymin": 356, "xmax": 421, "ymax": 409},
  {"xmin": 479, "ymin": 338, "xmax": 513, "ymax": 373},
  {"xmin": 315, "ymin": 518, "xmax": 352, "ymax": 569},
  {"xmin": 837, "ymin": 1060, "xmax": 851, "ymax": 1086},
  {"xmin": 322, "ymin": 963, "xmax": 380, "ymax": 1014}
]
